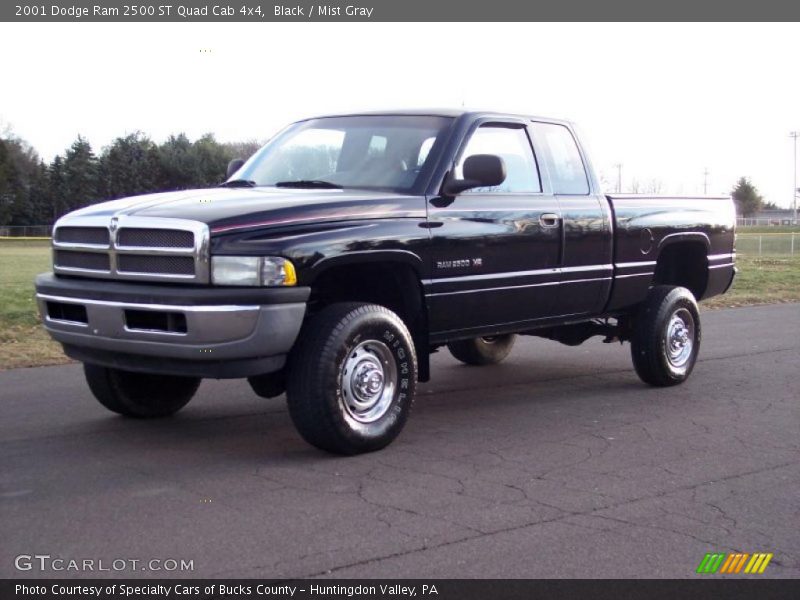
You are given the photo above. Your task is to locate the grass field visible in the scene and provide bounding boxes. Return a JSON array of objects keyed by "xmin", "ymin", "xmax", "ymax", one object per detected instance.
[
  {"xmin": 0, "ymin": 240, "xmax": 66, "ymax": 369},
  {"xmin": 1, "ymin": 240, "xmax": 799, "ymax": 370}
]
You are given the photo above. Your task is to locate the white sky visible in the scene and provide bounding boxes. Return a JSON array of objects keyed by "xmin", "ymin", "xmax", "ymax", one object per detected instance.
[{"xmin": 1, "ymin": 22, "xmax": 798, "ymax": 206}]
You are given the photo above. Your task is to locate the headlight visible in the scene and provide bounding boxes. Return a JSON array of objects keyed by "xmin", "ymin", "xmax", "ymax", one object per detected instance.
[{"xmin": 211, "ymin": 256, "xmax": 297, "ymax": 286}]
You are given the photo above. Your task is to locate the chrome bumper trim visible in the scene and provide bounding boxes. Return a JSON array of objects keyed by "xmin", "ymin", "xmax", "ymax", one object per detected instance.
[{"xmin": 36, "ymin": 293, "xmax": 306, "ymax": 363}]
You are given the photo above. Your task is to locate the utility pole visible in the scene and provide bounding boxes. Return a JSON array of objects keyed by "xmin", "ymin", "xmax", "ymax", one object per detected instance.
[
  {"xmin": 703, "ymin": 167, "xmax": 709, "ymax": 195},
  {"xmin": 791, "ymin": 132, "xmax": 799, "ymax": 224},
  {"xmin": 614, "ymin": 163, "xmax": 622, "ymax": 193}
]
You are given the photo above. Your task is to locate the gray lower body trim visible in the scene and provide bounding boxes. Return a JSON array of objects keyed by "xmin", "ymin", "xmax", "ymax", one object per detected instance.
[{"xmin": 36, "ymin": 292, "xmax": 306, "ymax": 377}]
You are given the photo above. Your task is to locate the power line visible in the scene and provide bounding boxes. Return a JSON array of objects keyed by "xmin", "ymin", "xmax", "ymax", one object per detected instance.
[{"xmin": 791, "ymin": 132, "xmax": 798, "ymax": 224}]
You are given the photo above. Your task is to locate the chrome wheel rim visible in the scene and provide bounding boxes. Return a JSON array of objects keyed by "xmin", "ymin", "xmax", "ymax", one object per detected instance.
[
  {"xmin": 665, "ymin": 308, "xmax": 694, "ymax": 369},
  {"xmin": 480, "ymin": 336, "xmax": 499, "ymax": 344},
  {"xmin": 340, "ymin": 340, "xmax": 397, "ymax": 423}
]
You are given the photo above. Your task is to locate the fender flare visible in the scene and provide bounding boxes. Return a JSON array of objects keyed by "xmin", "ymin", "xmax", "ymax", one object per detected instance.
[
  {"xmin": 657, "ymin": 232, "xmax": 710, "ymax": 253},
  {"xmin": 305, "ymin": 249, "xmax": 424, "ymax": 284}
]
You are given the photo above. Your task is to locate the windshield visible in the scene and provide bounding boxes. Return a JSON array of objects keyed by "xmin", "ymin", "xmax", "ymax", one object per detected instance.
[{"xmin": 232, "ymin": 115, "xmax": 453, "ymax": 192}]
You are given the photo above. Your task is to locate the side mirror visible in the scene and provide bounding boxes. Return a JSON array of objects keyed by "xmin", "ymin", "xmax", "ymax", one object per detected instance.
[
  {"xmin": 226, "ymin": 158, "xmax": 245, "ymax": 179},
  {"xmin": 442, "ymin": 154, "xmax": 506, "ymax": 196}
]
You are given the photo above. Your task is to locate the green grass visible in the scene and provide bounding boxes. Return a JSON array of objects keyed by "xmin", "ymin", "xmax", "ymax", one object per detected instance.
[
  {"xmin": 0, "ymin": 240, "xmax": 68, "ymax": 369},
  {"xmin": 702, "ymin": 255, "xmax": 800, "ymax": 309},
  {"xmin": 1, "ymin": 240, "xmax": 799, "ymax": 369}
]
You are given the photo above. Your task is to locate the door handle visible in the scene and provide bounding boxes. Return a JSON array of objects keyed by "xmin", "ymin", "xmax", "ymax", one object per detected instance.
[{"xmin": 539, "ymin": 213, "xmax": 560, "ymax": 228}]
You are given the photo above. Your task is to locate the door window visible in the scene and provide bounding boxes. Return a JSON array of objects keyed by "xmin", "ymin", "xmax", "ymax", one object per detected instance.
[
  {"xmin": 530, "ymin": 123, "xmax": 590, "ymax": 195},
  {"xmin": 455, "ymin": 125, "xmax": 541, "ymax": 193}
]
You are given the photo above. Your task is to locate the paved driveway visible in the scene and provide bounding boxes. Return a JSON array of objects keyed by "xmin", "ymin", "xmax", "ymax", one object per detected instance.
[{"xmin": 1, "ymin": 303, "xmax": 798, "ymax": 578}]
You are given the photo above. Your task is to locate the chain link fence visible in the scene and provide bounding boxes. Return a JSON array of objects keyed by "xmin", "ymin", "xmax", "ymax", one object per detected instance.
[
  {"xmin": 0, "ymin": 225, "xmax": 52, "ymax": 238},
  {"xmin": 737, "ymin": 217, "xmax": 798, "ymax": 227},
  {"xmin": 736, "ymin": 233, "xmax": 798, "ymax": 256}
]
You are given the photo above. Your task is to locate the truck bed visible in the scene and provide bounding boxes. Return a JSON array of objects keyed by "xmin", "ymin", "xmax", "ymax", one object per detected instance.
[{"xmin": 605, "ymin": 194, "xmax": 736, "ymax": 312}]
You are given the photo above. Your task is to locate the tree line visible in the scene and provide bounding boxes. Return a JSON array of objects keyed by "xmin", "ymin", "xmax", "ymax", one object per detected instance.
[
  {"xmin": 0, "ymin": 127, "xmax": 775, "ymax": 226},
  {"xmin": 0, "ymin": 129, "xmax": 261, "ymax": 226}
]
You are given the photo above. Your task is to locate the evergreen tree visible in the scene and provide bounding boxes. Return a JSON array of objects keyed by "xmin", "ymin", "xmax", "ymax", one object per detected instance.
[
  {"xmin": 190, "ymin": 133, "xmax": 231, "ymax": 187},
  {"xmin": 223, "ymin": 140, "xmax": 261, "ymax": 164},
  {"xmin": 156, "ymin": 133, "xmax": 198, "ymax": 191},
  {"xmin": 0, "ymin": 136, "xmax": 41, "ymax": 225},
  {"xmin": 731, "ymin": 177, "xmax": 763, "ymax": 216},
  {"xmin": 62, "ymin": 136, "xmax": 99, "ymax": 212},
  {"xmin": 99, "ymin": 132, "xmax": 160, "ymax": 199},
  {"xmin": 48, "ymin": 155, "xmax": 67, "ymax": 222},
  {"xmin": 0, "ymin": 139, "xmax": 22, "ymax": 225},
  {"xmin": 28, "ymin": 161, "xmax": 53, "ymax": 225},
  {"xmin": 0, "ymin": 130, "xmax": 268, "ymax": 225}
]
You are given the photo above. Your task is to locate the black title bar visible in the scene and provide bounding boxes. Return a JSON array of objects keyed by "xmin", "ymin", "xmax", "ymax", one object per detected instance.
[
  {"xmin": 4, "ymin": 579, "xmax": 800, "ymax": 600},
  {"xmin": 3, "ymin": 0, "xmax": 800, "ymax": 22}
]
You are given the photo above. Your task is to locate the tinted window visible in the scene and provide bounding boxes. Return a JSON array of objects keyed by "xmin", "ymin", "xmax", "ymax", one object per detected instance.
[
  {"xmin": 417, "ymin": 137, "xmax": 435, "ymax": 167},
  {"xmin": 456, "ymin": 125, "xmax": 541, "ymax": 193},
  {"xmin": 237, "ymin": 115, "xmax": 453, "ymax": 192},
  {"xmin": 530, "ymin": 123, "xmax": 589, "ymax": 195}
]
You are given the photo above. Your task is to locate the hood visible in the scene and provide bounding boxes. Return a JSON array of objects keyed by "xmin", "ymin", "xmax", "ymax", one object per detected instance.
[{"xmin": 64, "ymin": 187, "xmax": 425, "ymax": 235}]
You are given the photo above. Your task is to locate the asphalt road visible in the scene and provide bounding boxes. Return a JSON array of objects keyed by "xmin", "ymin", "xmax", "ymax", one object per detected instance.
[{"xmin": 1, "ymin": 303, "xmax": 799, "ymax": 579}]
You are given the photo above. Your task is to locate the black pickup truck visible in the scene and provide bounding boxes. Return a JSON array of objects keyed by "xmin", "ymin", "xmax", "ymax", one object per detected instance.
[{"xmin": 35, "ymin": 110, "xmax": 736, "ymax": 454}]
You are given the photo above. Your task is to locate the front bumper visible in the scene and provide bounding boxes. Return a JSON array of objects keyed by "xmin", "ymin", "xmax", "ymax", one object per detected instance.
[{"xmin": 35, "ymin": 273, "xmax": 310, "ymax": 378}]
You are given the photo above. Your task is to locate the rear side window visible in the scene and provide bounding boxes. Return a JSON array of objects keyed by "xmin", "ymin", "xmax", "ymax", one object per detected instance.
[
  {"xmin": 530, "ymin": 123, "xmax": 589, "ymax": 195},
  {"xmin": 455, "ymin": 125, "xmax": 541, "ymax": 193}
]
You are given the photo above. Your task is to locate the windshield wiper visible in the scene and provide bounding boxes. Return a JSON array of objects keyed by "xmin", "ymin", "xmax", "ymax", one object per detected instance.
[
  {"xmin": 274, "ymin": 180, "xmax": 343, "ymax": 189},
  {"xmin": 220, "ymin": 179, "xmax": 257, "ymax": 188}
]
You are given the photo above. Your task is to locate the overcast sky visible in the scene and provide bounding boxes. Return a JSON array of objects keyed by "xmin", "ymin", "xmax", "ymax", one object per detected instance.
[{"xmin": 1, "ymin": 22, "xmax": 798, "ymax": 206}]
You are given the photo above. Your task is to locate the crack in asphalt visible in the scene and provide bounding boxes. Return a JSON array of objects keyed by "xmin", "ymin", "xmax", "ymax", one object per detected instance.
[
  {"xmin": 290, "ymin": 458, "xmax": 800, "ymax": 578},
  {"xmin": 3, "ymin": 304, "xmax": 798, "ymax": 578}
]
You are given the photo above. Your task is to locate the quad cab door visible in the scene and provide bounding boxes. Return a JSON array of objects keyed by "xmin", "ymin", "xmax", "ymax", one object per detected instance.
[
  {"xmin": 425, "ymin": 120, "xmax": 564, "ymax": 336},
  {"xmin": 528, "ymin": 121, "xmax": 613, "ymax": 318}
]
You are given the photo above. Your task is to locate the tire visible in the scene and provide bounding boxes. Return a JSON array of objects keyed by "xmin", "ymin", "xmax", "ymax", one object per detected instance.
[
  {"xmin": 83, "ymin": 363, "xmax": 200, "ymax": 418},
  {"xmin": 447, "ymin": 334, "xmax": 516, "ymax": 366},
  {"xmin": 286, "ymin": 302, "xmax": 417, "ymax": 455},
  {"xmin": 630, "ymin": 286, "xmax": 701, "ymax": 387},
  {"xmin": 248, "ymin": 371, "xmax": 286, "ymax": 399}
]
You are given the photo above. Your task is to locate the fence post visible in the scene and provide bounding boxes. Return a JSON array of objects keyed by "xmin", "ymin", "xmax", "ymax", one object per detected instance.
[
  {"xmin": 758, "ymin": 236, "xmax": 762, "ymax": 256},
  {"xmin": 792, "ymin": 233, "xmax": 795, "ymax": 256}
]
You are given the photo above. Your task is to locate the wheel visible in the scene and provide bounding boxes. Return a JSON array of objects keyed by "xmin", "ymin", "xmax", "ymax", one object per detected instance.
[
  {"xmin": 286, "ymin": 302, "xmax": 417, "ymax": 455},
  {"xmin": 248, "ymin": 371, "xmax": 285, "ymax": 399},
  {"xmin": 630, "ymin": 286, "xmax": 701, "ymax": 387},
  {"xmin": 447, "ymin": 334, "xmax": 516, "ymax": 366},
  {"xmin": 83, "ymin": 363, "xmax": 200, "ymax": 418}
]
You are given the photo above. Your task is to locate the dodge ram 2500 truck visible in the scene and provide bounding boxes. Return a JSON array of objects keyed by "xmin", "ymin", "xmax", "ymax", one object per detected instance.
[{"xmin": 35, "ymin": 110, "xmax": 736, "ymax": 454}]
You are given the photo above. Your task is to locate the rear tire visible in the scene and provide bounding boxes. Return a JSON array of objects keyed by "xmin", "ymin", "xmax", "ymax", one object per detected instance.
[
  {"xmin": 286, "ymin": 302, "xmax": 417, "ymax": 455},
  {"xmin": 630, "ymin": 286, "xmax": 701, "ymax": 387},
  {"xmin": 447, "ymin": 334, "xmax": 516, "ymax": 366},
  {"xmin": 83, "ymin": 364, "xmax": 200, "ymax": 418}
]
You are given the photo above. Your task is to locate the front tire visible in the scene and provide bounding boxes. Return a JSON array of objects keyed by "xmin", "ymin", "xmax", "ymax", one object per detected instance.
[
  {"xmin": 286, "ymin": 302, "xmax": 417, "ymax": 455},
  {"xmin": 248, "ymin": 371, "xmax": 286, "ymax": 399},
  {"xmin": 447, "ymin": 334, "xmax": 516, "ymax": 366},
  {"xmin": 83, "ymin": 364, "xmax": 200, "ymax": 418},
  {"xmin": 631, "ymin": 286, "xmax": 701, "ymax": 387}
]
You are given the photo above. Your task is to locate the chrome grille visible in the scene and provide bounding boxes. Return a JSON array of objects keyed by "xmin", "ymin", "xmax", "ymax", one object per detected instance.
[
  {"xmin": 118, "ymin": 254, "xmax": 195, "ymax": 276},
  {"xmin": 118, "ymin": 228, "xmax": 194, "ymax": 248},
  {"xmin": 52, "ymin": 216, "xmax": 210, "ymax": 283},
  {"xmin": 55, "ymin": 227, "xmax": 109, "ymax": 245}
]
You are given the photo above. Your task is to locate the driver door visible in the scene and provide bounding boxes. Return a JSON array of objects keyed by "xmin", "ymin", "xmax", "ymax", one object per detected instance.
[{"xmin": 426, "ymin": 122, "xmax": 563, "ymax": 336}]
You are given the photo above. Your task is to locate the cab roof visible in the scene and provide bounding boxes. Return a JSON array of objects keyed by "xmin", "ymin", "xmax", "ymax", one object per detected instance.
[{"xmin": 304, "ymin": 108, "xmax": 573, "ymax": 127}]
